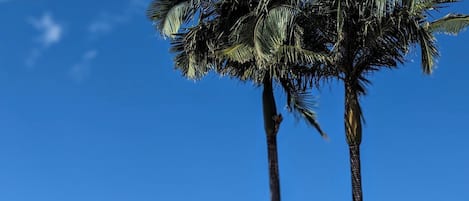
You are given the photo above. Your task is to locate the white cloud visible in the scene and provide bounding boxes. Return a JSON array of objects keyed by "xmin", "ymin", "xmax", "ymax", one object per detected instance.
[
  {"xmin": 88, "ymin": 0, "xmax": 147, "ymax": 37},
  {"xmin": 26, "ymin": 13, "xmax": 63, "ymax": 67},
  {"xmin": 30, "ymin": 13, "xmax": 63, "ymax": 47},
  {"xmin": 69, "ymin": 50, "xmax": 98, "ymax": 82},
  {"xmin": 88, "ymin": 12, "xmax": 128, "ymax": 35}
]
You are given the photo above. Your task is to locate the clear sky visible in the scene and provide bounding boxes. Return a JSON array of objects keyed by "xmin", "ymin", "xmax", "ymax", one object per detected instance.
[{"xmin": 0, "ymin": 1, "xmax": 468, "ymax": 201}]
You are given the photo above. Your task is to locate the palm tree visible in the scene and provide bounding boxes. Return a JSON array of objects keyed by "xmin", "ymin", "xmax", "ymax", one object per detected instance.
[
  {"xmin": 147, "ymin": 1, "xmax": 330, "ymax": 201},
  {"xmin": 305, "ymin": 1, "xmax": 469, "ymax": 200}
]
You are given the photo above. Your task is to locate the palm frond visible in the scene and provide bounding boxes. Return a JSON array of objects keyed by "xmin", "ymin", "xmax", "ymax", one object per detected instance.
[
  {"xmin": 279, "ymin": 78, "xmax": 328, "ymax": 139},
  {"xmin": 274, "ymin": 45, "xmax": 330, "ymax": 66},
  {"xmin": 429, "ymin": 14, "xmax": 469, "ymax": 35},
  {"xmin": 373, "ymin": 0, "xmax": 387, "ymax": 18},
  {"xmin": 413, "ymin": 0, "xmax": 459, "ymax": 13},
  {"xmin": 417, "ymin": 27, "xmax": 439, "ymax": 74},
  {"xmin": 220, "ymin": 44, "xmax": 255, "ymax": 63},
  {"xmin": 170, "ymin": 22, "xmax": 216, "ymax": 80},
  {"xmin": 147, "ymin": 0, "xmax": 194, "ymax": 38},
  {"xmin": 255, "ymin": 5, "xmax": 298, "ymax": 62},
  {"xmin": 220, "ymin": 13, "xmax": 259, "ymax": 65},
  {"xmin": 356, "ymin": 0, "xmax": 399, "ymax": 19},
  {"xmin": 333, "ymin": 0, "xmax": 344, "ymax": 54}
]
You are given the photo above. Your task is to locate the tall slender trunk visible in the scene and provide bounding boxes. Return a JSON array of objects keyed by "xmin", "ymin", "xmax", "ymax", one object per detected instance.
[
  {"xmin": 349, "ymin": 144, "xmax": 362, "ymax": 201},
  {"xmin": 344, "ymin": 82, "xmax": 363, "ymax": 201},
  {"xmin": 262, "ymin": 74, "xmax": 282, "ymax": 201},
  {"xmin": 266, "ymin": 130, "xmax": 280, "ymax": 201}
]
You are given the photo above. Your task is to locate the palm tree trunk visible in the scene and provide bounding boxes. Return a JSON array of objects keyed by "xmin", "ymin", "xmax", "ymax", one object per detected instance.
[
  {"xmin": 266, "ymin": 129, "xmax": 280, "ymax": 201},
  {"xmin": 262, "ymin": 74, "xmax": 282, "ymax": 201},
  {"xmin": 349, "ymin": 144, "xmax": 362, "ymax": 201},
  {"xmin": 344, "ymin": 82, "xmax": 363, "ymax": 201}
]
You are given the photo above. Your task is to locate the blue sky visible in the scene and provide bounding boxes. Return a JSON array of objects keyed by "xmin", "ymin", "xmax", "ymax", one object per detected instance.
[{"xmin": 0, "ymin": 1, "xmax": 468, "ymax": 201}]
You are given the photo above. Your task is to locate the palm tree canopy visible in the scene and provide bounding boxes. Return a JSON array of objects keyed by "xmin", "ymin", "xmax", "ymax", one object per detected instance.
[
  {"xmin": 148, "ymin": 0, "xmax": 469, "ymax": 91},
  {"xmin": 147, "ymin": 0, "xmax": 332, "ymax": 137},
  {"xmin": 324, "ymin": 0, "xmax": 469, "ymax": 79},
  {"xmin": 147, "ymin": 0, "xmax": 468, "ymax": 137}
]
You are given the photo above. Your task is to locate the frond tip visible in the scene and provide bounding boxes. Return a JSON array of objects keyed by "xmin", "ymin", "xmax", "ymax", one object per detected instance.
[
  {"xmin": 280, "ymin": 79, "xmax": 328, "ymax": 139},
  {"xmin": 290, "ymin": 92, "xmax": 328, "ymax": 140},
  {"xmin": 429, "ymin": 14, "xmax": 469, "ymax": 35},
  {"xmin": 147, "ymin": 0, "xmax": 192, "ymax": 38}
]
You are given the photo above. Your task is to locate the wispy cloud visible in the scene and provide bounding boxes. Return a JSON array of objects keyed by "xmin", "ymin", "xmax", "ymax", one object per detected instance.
[
  {"xmin": 88, "ymin": 12, "xmax": 129, "ymax": 36},
  {"xmin": 70, "ymin": 0, "xmax": 147, "ymax": 82},
  {"xmin": 26, "ymin": 13, "xmax": 63, "ymax": 67},
  {"xmin": 69, "ymin": 50, "xmax": 98, "ymax": 83},
  {"xmin": 87, "ymin": 0, "xmax": 146, "ymax": 38},
  {"xmin": 30, "ymin": 13, "xmax": 62, "ymax": 47}
]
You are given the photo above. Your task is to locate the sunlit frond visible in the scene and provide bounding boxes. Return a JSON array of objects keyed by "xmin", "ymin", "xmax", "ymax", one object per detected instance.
[
  {"xmin": 413, "ymin": 0, "xmax": 459, "ymax": 12},
  {"xmin": 147, "ymin": 0, "xmax": 194, "ymax": 38},
  {"xmin": 220, "ymin": 44, "xmax": 255, "ymax": 63},
  {"xmin": 429, "ymin": 14, "xmax": 469, "ymax": 35},
  {"xmin": 255, "ymin": 5, "xmax": 298, "ymax": 62}
]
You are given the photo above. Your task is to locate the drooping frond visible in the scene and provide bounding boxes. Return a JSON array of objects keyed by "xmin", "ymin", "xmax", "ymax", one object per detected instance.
[
  {"xmin": 279, "ymin": 78, "xmax": 328, "ymax": 139},
  {"xmin": 147, "ymin": 0, "xmax": 195, "ymax": 38},
  {"xmin": 170, "ymin": 22, "xmax": 217, "ymax": 79},
  {"xmin": 413, "ymin": 0, "xmax": 459, "ymax": 13},
  {"xmin": 170, "ymin": 34, "xmax": 205, "ymax": 79},
  {"xmin": 418, "ymin": 27, "xmax": 439, "ymax": 74},
  {"xmin": 428, "ymin": 14, "xmax": 469, "ymax": 35},
  {"xmin": 353, "ymin": 12, "xmax": 417, "ymax": 74}
]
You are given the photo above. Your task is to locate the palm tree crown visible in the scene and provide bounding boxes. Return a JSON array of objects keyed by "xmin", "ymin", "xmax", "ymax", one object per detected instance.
[
  {"xmin": 147, "ymin": 1, "xmax": 332, "ymax": 201},
  {"xmin": 305, "ymin": 1, "xmax": 469, "ymax": 201},
  {"xmin": 147, "ymin": 1, "xmax": 469, "ymax": 201}
]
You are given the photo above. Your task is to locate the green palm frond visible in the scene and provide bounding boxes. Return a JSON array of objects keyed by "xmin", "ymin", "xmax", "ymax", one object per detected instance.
[
  {"xmin": 220, "ymin": 44, "xmax": 255, "ymax": 63},
  {"xmin": 255, "ymin": 5, "xmax": 298, "ymax": 62},
  {"xmin": 222, "ymin": 12, "xmax": 257, "ymax": 63},
  {"xmin": 170, "ymin": 34, "xmax": 201, "ymax": 79},
  {"xmin": 229, "ymin": 5, "xmax": 298, "ymax": 64},
  {"xmin": 170, "ymin": 22, "xmax": 216, "ymax": 80},
  {"xmin": 147, "ymin": 0, "xmax": 194, "ymax": 38},
  {"xmin": 418, "ymin": 27, "xmax": 439, "ymax": 74},
  {"xmin": 280, "ymin": 78, "xmax": 328, "ymax": 139},
  {"xmin": 413, "ymin": 0, "xmax": 459, "ymax": 13},
  {"xmin": 428, "ymin": 14, "xmax": 469, "ymax": 35},
  {"xmin": 228, "ymin": 13, "xmax": 258, "ymax": 56},
  {"xmin": 274, "ymin": 45, "xmax": 330, "ymax": 66}
]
